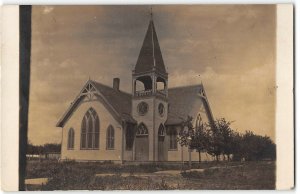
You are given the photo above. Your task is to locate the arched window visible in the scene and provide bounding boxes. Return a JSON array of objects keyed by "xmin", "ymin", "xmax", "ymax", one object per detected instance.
[
  {"xmin": 136, "ymin": 123, "xmax": 148, "ymax": 136},
  {"xmin": 169, "ymin": 127, "xmax": 177, "ymax": 150},
  {"xmin": 81, "ymin": 107, "xmax": 100, "ymax": 149},
  {"xmin": 195, "ymin": 114, "xmax": 203, "ymax": 130},
  {"xmin": 67, "ymin": 128, "xmax": 75, "ymax": 150},
  {"xmin": 195, "ymin": 114, "xmax": 200, "ymax": 129},
  {"xmin": 106, "ymin": 125, "xmax": 115, "ymax": 149},
  {"xmin": 158, "ymin": 124, "xmax": 165, "ymax": 137}
]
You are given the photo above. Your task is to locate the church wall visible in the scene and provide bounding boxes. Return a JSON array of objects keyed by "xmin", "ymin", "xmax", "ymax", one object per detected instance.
[
  {"xmin": 153, "ymin": 98, "xmax": 168, "ymax": 161},
  {"xmin": 132, "ymin": 97, "xmax": 168, "ymax": 161},
  {"xmin": 61, "ymin": 100, "xmax": 123, "ymax": 161},
  {"xmin": 132, "ymin": 97, "xmax": 155, "ymax": 161},
  {"xmin": 192, "ymin": 98, "xmax": 210, "ymax": 125},
  {"xmin": 193, "ymin": 98, "xmax": 210, "ymax": 126},
  {"xmin": 167, "ymin": 139, "xmax": 214, "ymax": 162},
  {"xmin": 167, "ymin": 98, "xmax": 215, "ymax": 162},
  {"xmin": 123, "ymin": 150, "xmax": 133, "ymax": 161}
]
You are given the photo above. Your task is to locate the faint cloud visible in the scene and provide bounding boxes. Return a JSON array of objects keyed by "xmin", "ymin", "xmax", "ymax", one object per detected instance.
[
  {"xmin": 29, "ymin": 5, "xmax": 276, "ymax": 145},
  {"xmin": 43, "ymin": 6, "xmax": 54, "ymax": 14}
]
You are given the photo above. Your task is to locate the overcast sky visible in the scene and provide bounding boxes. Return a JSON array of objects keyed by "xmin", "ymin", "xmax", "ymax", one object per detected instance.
[{"xmin": 28, "ymin": 5, "xmax": 276, "ymax": 145}]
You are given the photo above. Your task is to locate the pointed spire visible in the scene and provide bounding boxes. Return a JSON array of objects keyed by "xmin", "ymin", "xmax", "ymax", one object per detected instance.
[{"xmin": 134, "ymin": 11, "xmax": 167, "ymax": 75}]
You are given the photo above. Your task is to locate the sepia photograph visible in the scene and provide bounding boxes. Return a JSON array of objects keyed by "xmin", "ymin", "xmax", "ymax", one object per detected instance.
[{"xmin": 16, "ymin": 4, "xmax": 283, "ymax": 190}]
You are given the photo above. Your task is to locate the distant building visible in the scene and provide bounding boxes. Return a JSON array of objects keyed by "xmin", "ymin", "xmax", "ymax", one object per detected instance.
[
  {"xmin": 26, "ymin": 152, "xmax": 60, "ymax": 160},
  {"xmin": 56, "ymin": 16, "xmax": 214, "ymax": 163}
]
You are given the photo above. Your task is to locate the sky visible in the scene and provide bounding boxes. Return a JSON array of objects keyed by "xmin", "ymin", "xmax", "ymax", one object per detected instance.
[{"xmin": 28, "ymin": 5, "xmax": 276, "ymax": 145}]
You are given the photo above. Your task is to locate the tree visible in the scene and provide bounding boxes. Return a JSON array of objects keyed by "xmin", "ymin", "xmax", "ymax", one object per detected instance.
[
  {"xmin": 26, "ymin": 142, "xmax": 61, "ymax": 155},
  {"xmin": 177, "ymin": 116, "xmax": 194, "ymax": 148},
  {"xmin": 218, "ymin": 119, "xmax": 235, "ymax": 161},
  {"xmin": 205, "ymin": 118, "xmax": 227, "ymax": 161},
  {"xmin": 44, "ymin": 143, "xmax": 61, "ymax": 153},
  {"xmin": 190, "ymin": 117, "xmax": 209, "ymax": 163},
  {"xmin": 241, "ymin": 131, "xmax": 276, "ymax": 161},
  {"xmin": 177, "ymin": 116, "xmax": 276, "ymax": 162},
  {"xmin": 177, "ymin": 116, "xmax": 195, "ymax": 169},
  {"xmin": 231, "ymin": 131, "xmax": 243, "ymax": 161}
]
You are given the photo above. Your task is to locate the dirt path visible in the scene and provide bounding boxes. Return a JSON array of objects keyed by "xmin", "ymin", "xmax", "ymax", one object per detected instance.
[{"xmin": 94, "ymin": 164, "xmax": 244, "ymax": 178}]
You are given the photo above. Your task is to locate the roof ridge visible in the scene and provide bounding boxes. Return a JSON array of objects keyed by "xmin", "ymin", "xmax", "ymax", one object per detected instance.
[{"xmin": 90, "ymin": 80, "xmax": 132, "ymax": 96}]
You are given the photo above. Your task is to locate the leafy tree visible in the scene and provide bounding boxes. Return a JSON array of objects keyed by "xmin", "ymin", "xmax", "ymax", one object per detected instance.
[
  {"xmin": 205, "ymin": 118, "xmax": 229, "ymax": 161},
  {"xmin": 260, "ymin": 136, "xmax": 276, "ymax": 160},
  {"xmin": 27, "ymin": 142, "xmax": 61, "ymax": 155},
  {"xmin": 177, "ymin": 116, "xmax": 194, "ymax": 148},
  {"xmin": 177, "ymin": 116, "xmax": 276, "ymax": 162},
  {"xmin": 44, "ymin": 143, "xmax": 61, "ymax": 153},
  {"xmin": 190, "ymin": 118, "xmax": 209, "ymax": 163},
  {"xmin": 231, "ymin": 132, "xmax": 243, "ymax": 161},
  {"xmin": 241, "ymin": 131, "xmax": 276, "ymax": 161},
  {"xmin": 218, "ymin": 119, "xmax": 235, "ymax": 161}
]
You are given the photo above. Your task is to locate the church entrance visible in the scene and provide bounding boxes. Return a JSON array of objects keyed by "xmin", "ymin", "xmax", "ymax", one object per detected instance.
[
  {"xmin": 158, "ymin": 124, "xmax": 166, "ymax": 161},
  {"xmin": 135, "ymin": 123, "xmax": 149, "ymax": 161}
]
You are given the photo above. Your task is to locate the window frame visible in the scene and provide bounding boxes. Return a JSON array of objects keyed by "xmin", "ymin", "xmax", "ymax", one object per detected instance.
[
  {"xmin": 136, "ymin": 123, "xmax": 149, "ymax": 137},
  {"xmin": 125, "ymin": 126, "xmax": 134, "ymax": 151},
  {"xmin": 106, "ymin": 125, "xmax": 115, "ymax": 150},
  {"xmin": 67, "ymin": 128, "xmax": 75, "ymax": 150},
  {"xmin": 80, "ymin": 107, "xmax": 100, "ymax": 150},
  {"xmin": 168, "ymin": 127, "xmax": 178, "ymax": 151},
  {"xmin": 158, "ymin": 124, "xmax": 165, "ymax": 137}
]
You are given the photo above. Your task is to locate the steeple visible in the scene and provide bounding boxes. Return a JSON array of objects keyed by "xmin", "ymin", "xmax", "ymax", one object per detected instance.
[
  {"xmin": 131, "ymin": 11, "xmax": 169, "ymax": 162},
  {"xmin": 134, "ymin": 14, "xmax": 167, "ymax": 76},
  {"xmin": 132, "ymin": 12, "xmax": 168, "ymax": 99}
]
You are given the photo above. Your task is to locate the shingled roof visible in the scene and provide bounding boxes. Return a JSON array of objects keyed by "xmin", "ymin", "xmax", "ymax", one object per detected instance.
[
  {"xmin": 166, "ymin": 84, "xmax": 214, "ymax": 125},
  {"xmin": 90, "ymin": 80, "xmax": 134, "ymax": 122},
  {"xmin": 57, "ymin": 81, "xmax": 214, "ymax": 128},
  {"xmin": 134, "ymin": 19, "xmax": 167, "ymax": 75},
  {"xmin": 56, "ymin": 80, "xmax": 135, "ymax": 127}
]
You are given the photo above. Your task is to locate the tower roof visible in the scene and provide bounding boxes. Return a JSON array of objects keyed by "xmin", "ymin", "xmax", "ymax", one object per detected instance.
[{"xmin": 134, "ymin": 18, "xmax": 167, "ymax": 75}]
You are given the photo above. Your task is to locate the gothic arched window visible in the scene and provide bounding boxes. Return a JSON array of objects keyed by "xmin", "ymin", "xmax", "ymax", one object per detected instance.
[
  {"xmin": 169, "ymin": 127, "xmax": 177, "ymax": 150},
  {"xmin": 81, "ymin": 107, "xmax": 100, "ymax": 149},
  {"xmin": 195, "ymin": 114, "xmax": 200, "ymax": 128},
  {"xmin": 158, "ymin": 124, "xmax": 165, "ymax": 137},
  {"xmin": 136, "ymin": 123, "xmax": 148, "ymax": 136},
  {"xmin": 195, "ymin": 114, "xmax": 203, "ymax": 130},
  {"xmin": 67, "ymin": 128, "xmax": 75, "ymax": 150},
  {"xmin": 106, "ymin": 125, "xmax": 115, "ymax": 149}
]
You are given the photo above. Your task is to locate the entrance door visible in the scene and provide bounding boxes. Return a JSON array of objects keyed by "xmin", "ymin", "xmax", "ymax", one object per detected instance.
[
  {"xmin": 135, "ymin": 123, "xmax": 149, "ymax": 161},
  {"xmin": 158, "ymin": 124, "xmax": 166, "ymax": 161}
]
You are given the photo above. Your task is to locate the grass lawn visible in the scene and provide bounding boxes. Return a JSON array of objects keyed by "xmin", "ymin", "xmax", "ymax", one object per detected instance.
[{"xmin": 25, "ymin": 160, "xmax": 275, "ymax": 190}]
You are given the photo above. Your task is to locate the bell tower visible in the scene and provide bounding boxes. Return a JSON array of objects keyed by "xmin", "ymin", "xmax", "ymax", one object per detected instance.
[{"xmin": 132, "ymin": 13, "xmax": 168, "ymax": 162}]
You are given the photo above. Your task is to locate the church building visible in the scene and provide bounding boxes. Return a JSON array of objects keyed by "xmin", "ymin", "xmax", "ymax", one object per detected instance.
[{"xmin": 56, "ymin": 17, "xmax": 215, "ymax": 163}]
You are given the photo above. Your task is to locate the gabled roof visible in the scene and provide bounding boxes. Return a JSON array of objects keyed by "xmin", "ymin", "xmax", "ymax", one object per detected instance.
[
  {"xmin": 134, "ymin": 19, "xmax": 167, "ymax": 75},
  {"xmin": 56, "ymin": 80, "xmax": 214, "ymax": 128},
  {"xmin": 91, "ymin": 81, "xmax": 133, "ymax": 121},
  {"xmin": 166, "ymin": 84, "xmax": 214, "ymax": 125},
  {"xmin": 56, "ymin": 80, "xmax": 135, "ymax": 127}
]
